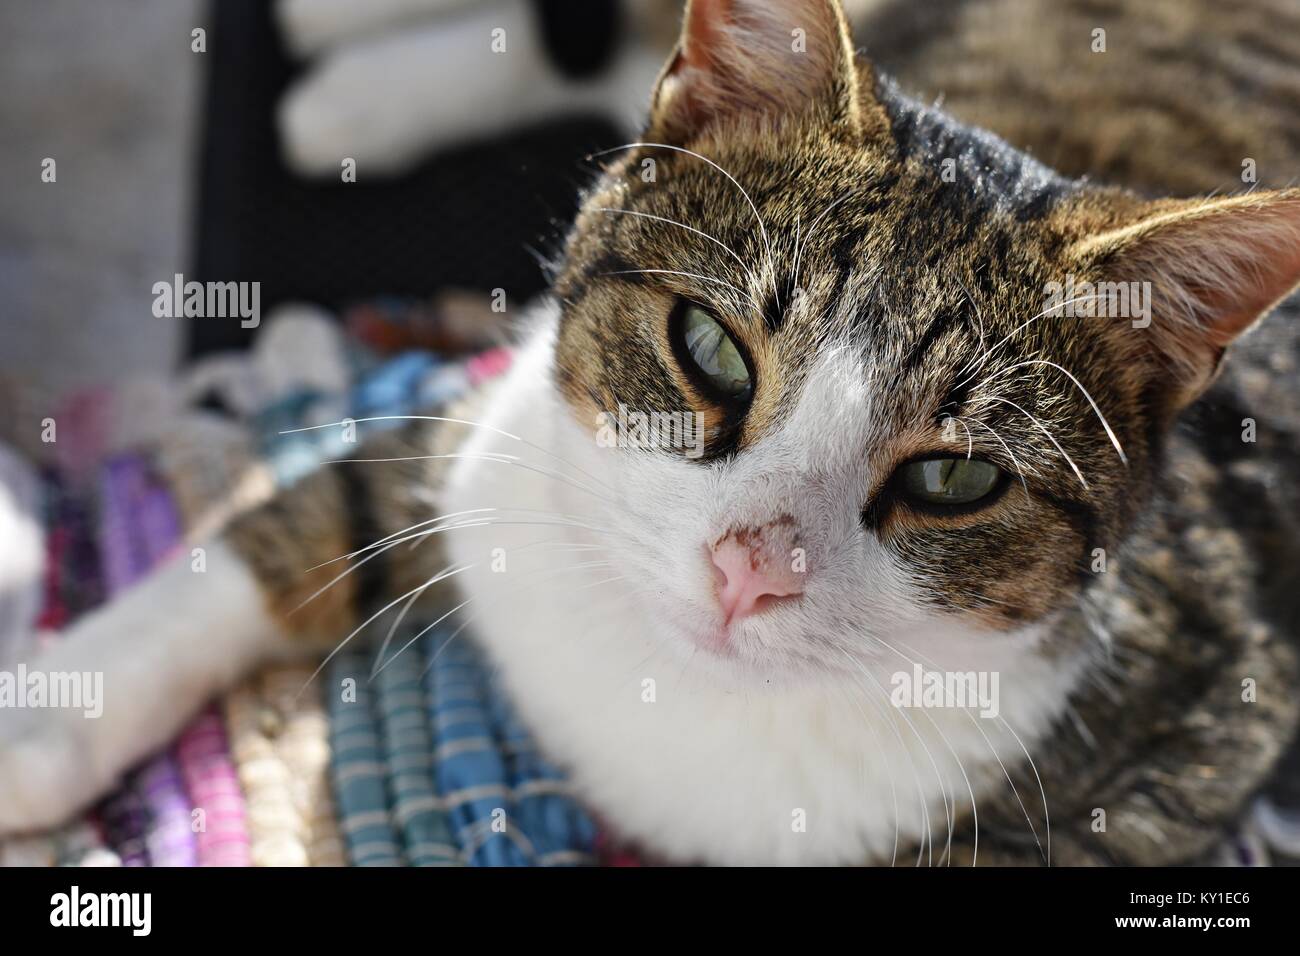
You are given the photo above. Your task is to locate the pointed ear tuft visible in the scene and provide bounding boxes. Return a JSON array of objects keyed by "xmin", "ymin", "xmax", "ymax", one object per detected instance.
[
  {"xmin": 1072, "ymin": 189, "xmax": 1300, "ymax": 406},
  {"xmin": 647, "ymin": 0, "xmax": 880, "ymax": 143}
]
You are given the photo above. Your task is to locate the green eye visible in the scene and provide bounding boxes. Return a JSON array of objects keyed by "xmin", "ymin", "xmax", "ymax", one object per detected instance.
[
  {"xmin": 676, "ymin": 304, "xmax": 752, "ymax": 400},
  {"xmin": 897, "ymin": 458, "xmax": 1003, "ymax": 507}
]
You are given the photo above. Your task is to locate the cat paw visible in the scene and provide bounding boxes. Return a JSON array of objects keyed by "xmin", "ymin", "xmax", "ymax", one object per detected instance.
[{"xmin": 0, "ymin": 710, "xmax": 109, "ymax": 836}]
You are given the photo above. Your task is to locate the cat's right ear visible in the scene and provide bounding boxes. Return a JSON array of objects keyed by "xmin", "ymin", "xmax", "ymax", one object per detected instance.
[
  {"xmin": 1071, "ymin": 188, "xmax": 1300, "ymax": 410},
  {"xmin": 646, "ymin": 0, "xmax": 886, "ymax": 144}
]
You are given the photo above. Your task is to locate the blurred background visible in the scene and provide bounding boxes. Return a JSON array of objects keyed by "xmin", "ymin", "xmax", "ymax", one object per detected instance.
[
  {"xmin": 0, "ymin": 0, "xmax": 676, "ymax": 867},
  {"xmin": 1, "ymin": 0, "xmax": 664, "ymax": 394}
]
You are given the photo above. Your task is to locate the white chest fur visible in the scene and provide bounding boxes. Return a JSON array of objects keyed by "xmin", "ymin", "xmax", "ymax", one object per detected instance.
[{"xmin": 440, "ymin": 317, "xmax": 1086, "ymax": 865}]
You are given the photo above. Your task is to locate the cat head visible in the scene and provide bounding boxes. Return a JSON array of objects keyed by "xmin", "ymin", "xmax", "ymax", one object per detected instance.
[{"xmin": 549, "ymin": 0, "xmax": 1300, "ymax": 676}]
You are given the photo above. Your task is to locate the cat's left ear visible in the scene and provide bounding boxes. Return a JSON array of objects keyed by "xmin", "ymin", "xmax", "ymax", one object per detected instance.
[
  {"xmin": 1071, "ymin": 189, "xmax": 1300, "ymax": 408},
  {"xmin": 647, "ymin": 0, "xmax": 886, "ymax": 144}
]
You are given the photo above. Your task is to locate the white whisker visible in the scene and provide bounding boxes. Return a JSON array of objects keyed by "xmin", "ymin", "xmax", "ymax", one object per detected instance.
[
  {"xmin": 279, "ymin": 414, "xmax": 615, "ymax": 495},
  {"xmin": 984, "ymin": 397, "xmax": 1088, "ymax": 489},
  {"xmin": 953, "ymin": 416, "xmax": 1031, "ymax": 496},
  {"xmin": 969, "ymin": 359, "xmax": 1128, "ymax": 466},
  {"xmin": 600, "ymin": 269, "xmax": 763, "ymax": 314},
  {"xmin": 590, "ymin": 142, "xmax": 776, "ymax": 304},
  {"xmin": 954, "ymin": 293, "xmax": 1101, "ymax": 385},
  {"xmin": 297, "ymin": 564, "xmax": 475, "ymax": 697},
  {"xmin": 594, "ymin": 208, "xmax": 757, "ymax": 285}
]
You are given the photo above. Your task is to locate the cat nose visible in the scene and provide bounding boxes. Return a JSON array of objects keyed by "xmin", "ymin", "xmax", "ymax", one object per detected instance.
[{"xmin": 709, "ymin": 519, "xmax": 806, "ymax": 625}]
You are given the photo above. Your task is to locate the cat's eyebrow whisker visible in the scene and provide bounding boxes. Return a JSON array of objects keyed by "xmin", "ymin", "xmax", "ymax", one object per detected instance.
[
  {"xmin": 955, "ymin": 276, "xmax": 987, "ymax": 360},
  {"xmin": 790, "ymin": 214, "xmax": 802, "ymax": 297},
  {"xmin": 953, "ymin": 293, "xmax": 1102, "ymax": 386},
  {"xmin": 947, "ymin": 415, "xmax": 974, "ymax": 459},
  {"xmin": 589, "ymin": 142, "xmax": 777, "ymax": 306},
  {"xmin": 968, "ymin": 359, "xmax": 1129, "ymax": 467},
  {"xmin": 983, "ymin": 397, "xmax": 1088, "ymax": 490},
  {"xmin": 600, "ymin": 269, "xmax": 763, "ymax": 314},
  {"xmin": 593, "ymin": 208, "xmax": 759, "ymax": 287},
  {"xmin": 953, "ymin": 416, "xmax": 1032, "ymax": 496}
]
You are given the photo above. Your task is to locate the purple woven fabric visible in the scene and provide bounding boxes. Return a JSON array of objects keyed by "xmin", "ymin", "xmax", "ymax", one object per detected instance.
[
  {"xmin": 132, "ymin": 479, "xmax": 200, "ymax": 866},
  {"xmin": 94, "ymin": 455, "xmax": 153, "ymax": 865}
]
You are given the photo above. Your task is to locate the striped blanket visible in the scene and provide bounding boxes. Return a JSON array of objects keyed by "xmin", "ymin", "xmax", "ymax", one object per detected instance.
[{"xmin": 0, "ymin": 313, "xmax": 606, "ymax": 867}]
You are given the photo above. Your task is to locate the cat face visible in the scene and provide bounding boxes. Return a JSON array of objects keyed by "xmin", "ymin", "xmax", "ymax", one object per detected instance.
[{"xmin": 548, "ymin": 0, "xmax": 1300, "ymax": 677}]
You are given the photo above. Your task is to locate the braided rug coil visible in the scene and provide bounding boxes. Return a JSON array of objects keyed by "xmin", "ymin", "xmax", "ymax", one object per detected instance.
[{"xmin": 0, "ymin": 333, "xmax": 604, "ymax": 867}]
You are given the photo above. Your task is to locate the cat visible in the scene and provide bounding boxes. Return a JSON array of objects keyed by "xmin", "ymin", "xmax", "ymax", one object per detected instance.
[{"xmin": 3, "ymin": 0, "xmax": 1299, "ymax": 865}]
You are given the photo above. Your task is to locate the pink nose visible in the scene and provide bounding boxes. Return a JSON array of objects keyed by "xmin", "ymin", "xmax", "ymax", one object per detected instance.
[{"xmin": 710, "ymin": 521, "xmax": 806, "ymax": 625}]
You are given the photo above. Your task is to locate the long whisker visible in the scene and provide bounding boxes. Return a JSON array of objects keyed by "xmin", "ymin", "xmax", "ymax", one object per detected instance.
[
  {"xmin": 305, "ymin": 508, "xmax": 498, "ymax": 572},
  {"xmin": 280, "ymin": 414, "xmax": 615, "ymax": 495},
  {"xmin": 594, "ymin": 208, "xmax": 757, "ymax": 284},
  {"xmin": 889, "ymin": 636, "xmax": 1045, "ymax": 862},
  {"xmin": 867, "ymin": 636, "xmax": 984, "ymax": 867},
  {"xmin": 983, "ymin": 397, "xmax": 1088, "ymax": 489},
  {"xmin": 967, "ymin": 359, "xmax": 1128, "ymax": 466},
  {"xmin": 589, "ymin": 142, "xmax": 776, "ymax": 303},
  {"xmin": 371, "ymin": 584, "xmax": 431, "ymax": 678},
  {"xmin": 845, "ymin": 652, "xmax": 955, "ymax": 865},
  {"xmin": 953, "ymin": 293, "xmax": 1101, "ymax": 385},
  {"xmin": 374, "ymin": 597, "xmax": 475, "ymax": 678},
  {"xmin": 297, "ymin": 506, "xmax": 613, "ymax": 615},
  {"xmin": 290, "ymin": 517, "xmax": 492, "ymax": 615},
  {"xmin": 832, "ymin": 675, "xmax": 901, "ymax": 866},
  {"xmin": 320, "ymin": 451, "xmax": 615, "ymax": 505},
  {"xmin": 839, "ymin": 649, "xmax": 933, "ymax": 866},
  {"xmin": 296, "ymin": 563, "xmax": 475, "ymax": 697},
  {"xmin": 953, "ymin": 417, "xmax": 1031, "ymax": 496},
  {"xmin": 377, "ymin": 515, "xmax": 614, "ymax": 559},
  {"xmin": 994, "ymin": 714, "xmax": 1052, "ymax": 865},
  {"xmin": 417, "ymin": 563, "xmax": 630, "ymax": 681}
]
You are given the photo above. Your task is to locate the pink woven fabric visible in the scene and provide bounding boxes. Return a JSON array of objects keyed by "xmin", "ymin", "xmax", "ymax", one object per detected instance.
[{"xmin": 177, "ymin": 708, "xmax": 253, "ymax": 866}]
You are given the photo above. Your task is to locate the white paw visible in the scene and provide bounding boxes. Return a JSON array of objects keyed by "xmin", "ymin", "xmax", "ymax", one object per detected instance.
[{"xmin": 0, "ymin": 709, "xmax": 112, "ymax": 835}]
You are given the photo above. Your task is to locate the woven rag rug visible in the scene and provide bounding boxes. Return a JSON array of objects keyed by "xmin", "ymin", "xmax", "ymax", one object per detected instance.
[
  {"xmin": 0, "ymin": 305, "xmax": 625, "ymax": 867},
  {"xmin": 1, "ymin": 305, "xmax": 1295, "ymax": 867}
]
